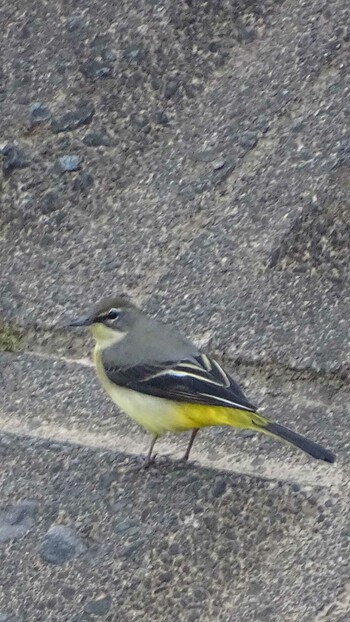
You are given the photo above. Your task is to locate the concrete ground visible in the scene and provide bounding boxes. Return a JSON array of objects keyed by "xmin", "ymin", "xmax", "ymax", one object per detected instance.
[{"xmin": 0, "ymin": 0, "xmax": 349, "ymax": 620}]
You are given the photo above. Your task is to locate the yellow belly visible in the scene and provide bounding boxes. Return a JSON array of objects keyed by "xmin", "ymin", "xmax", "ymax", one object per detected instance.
[
  {"xmin": 103, "ymin": 383, "xmax": 193, "ymax": 434},
  {"xmin": 94, "ymin": 349, "xmax": 188, "ymax": 433},
  {"xmin": 93, "ymin": 346, "xmax": 260, "ymax": 436}
]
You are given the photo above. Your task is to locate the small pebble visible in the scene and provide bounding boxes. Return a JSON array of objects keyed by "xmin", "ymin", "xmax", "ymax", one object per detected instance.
[
  {"xmin": 164, "ymin": 77, "xmax": 180, "ymax": 99},
  {"xmin": 83, "ymin": 132, "xmax": 112, "ymax": 147},
  {"xmin": 155, "ymin": 110, "xmax": 169, "ymax": 126},
  {"xmin": 203, "ymin": 514, "xmax": 217, "ymax": 531},
  {"xmin": 212, "ymin": 159, "xmax": 226, "ymax": 170},
  {"xmin": 120, "ymin": 540, "xmax": 144, "ymax": 559},
  {"xmin": 2, "ymin": 144, "xmax": 29, "ymax": 175},
  {"xmin": 113, "ymin": 518, "xmax": 140, "ymax": 536},
  {"xmin": 123, "ymin": 43, "xmax": 145, "ymax": 63},
  {"xmin": 40, "ymin": 191, "xmax": 62, "ymax": 214},
  {"xmin": 58, "ymin": 155, "xmax": 81, "ymax": 172},
  {"xmin": 66, "ymin": 16, "xmax": 85, "ymax": 32},
  {"xmin": 38, "ymin": 525, "xmax": 87, "ymax": 565},
  {"xmin": 72, "ymin": 171, "xmax": 94, "ymax": 193},
  {"xmin": 239, "ymin": 131, "xmax": 258, "ymax": 151},
  {"xmin": 51, "ymin": 103, "xmax": 95, "ymax": 133},
  {"xmin": 84, "ymin": 594, "xmax": 112, "ymax": 616},
  {"xmin": 212, "ymin": 478, "xmax": 227, "ymax": 498},
  {"xmin": 61, "ymin": 585, "xmax": 76, "ymax": 601},
  {"xmin": 0, "ymin": 500, "xmax": 39, "ymax": 543},
  {"xmin": 30, "ymin": 102, "xmax": 51, "ymax": 125},
  {"xmin": 98, "ymin": 470, "xmax": 118, "ymax": 490},
  {"xmin": 80, "ymin": 59, "xmax": 112, "ymax": 80}
]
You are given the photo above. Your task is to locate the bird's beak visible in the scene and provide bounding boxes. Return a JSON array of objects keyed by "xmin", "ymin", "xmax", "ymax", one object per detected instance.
[{"xmin": 68, "ymin": 316, "xmax": 93, "ymax": 327}]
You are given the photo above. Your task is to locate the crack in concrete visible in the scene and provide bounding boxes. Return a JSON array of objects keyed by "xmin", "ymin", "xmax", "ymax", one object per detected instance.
[{"xmin": 20, "ymin": 347, "xmax": 350, "ymax": 388}]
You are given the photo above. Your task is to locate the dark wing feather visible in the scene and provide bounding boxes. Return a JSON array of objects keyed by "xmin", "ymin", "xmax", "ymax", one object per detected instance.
[{"xmin": 102, "ymin": 352, "xmax": 256, "ymax": 412}]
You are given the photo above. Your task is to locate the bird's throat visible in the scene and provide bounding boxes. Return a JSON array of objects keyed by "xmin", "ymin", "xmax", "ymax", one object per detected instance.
[{"xmin": 89, "ymin": 323, "xmax": 127, "ymax": 348}]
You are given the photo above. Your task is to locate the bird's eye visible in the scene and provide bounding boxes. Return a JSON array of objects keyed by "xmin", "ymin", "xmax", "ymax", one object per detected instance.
[{"xmin": 107, "ymin": 308, "xmax": 120, "ymax": 320}]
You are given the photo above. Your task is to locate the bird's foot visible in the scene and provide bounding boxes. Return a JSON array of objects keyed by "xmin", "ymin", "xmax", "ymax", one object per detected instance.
[
  {"xmin": 141, "ymin": 453, "xmax": 158, "ymax": 469},
  {"xmin": 130, "ymin": 452, "xmax": 177, "ymax": 471},
  {"xmin": 175, "ymin": 453, "xmax": 198, "ymax": 467},
  {"xmin": 128, "ymin": 453, "xmax": 196, "ymax": 471},
  {"xmin": 129, "ymin": 453, "xmax": 159, "ymax": 471}
]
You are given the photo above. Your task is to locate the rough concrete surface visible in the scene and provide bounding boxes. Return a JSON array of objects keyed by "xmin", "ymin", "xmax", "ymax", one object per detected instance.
[{"xmin": 0, "ymin": 0, "xmax": 349, "ymax": 621}]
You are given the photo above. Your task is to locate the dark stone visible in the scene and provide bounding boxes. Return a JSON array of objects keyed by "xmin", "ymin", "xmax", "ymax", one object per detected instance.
[
  {"xmin": 101, "ymin": 48, "xmax": 117, "ymax": 62},
  {"xmin": 132, "ymin": 112, "xmax": 150, "ymax": 131},
  {"xmin": 236, "ymin": 22, "xmax": 257, "ymax": 44},
  {"xmin": 84, "ymin": 595, "xmax": 112, "ymax": 616},
  {"xmin": 123, "ymin": 43, "xmax": 146, "ymax": 63},
  {"xmin": 58, "ymin": 155, "xmax": 81, "ymax": 172},
  {"xmin": 203, "ymin": 514, "xmax": 217, "ymax": 531},
  {"xmin": 259, "ymin": 606, "xmax": 274, "ymax": 620},
  {"xmin": 72, "ymin": 172, "xmax": 94, "ymax": 194},
  {"xmin": 2, "ymin": 144, "xmax": 30, "ymax": 175},
  {"xmin": 83, "ymin": 132, "xmax": 112, "ymax": 147},
  {"xmin": 51, "ymin": 103, "xmax": 95, "ymax": 133},
  {"xmin": 119, "ymin": 540, "xmax": 144, "ymax": 559},
  {"xmin": 113, "ymin": 518, "xmax": 140, "ymax": 536},
  {"xmin": 30, "ymin": 102, "xmax": 51, "ymax": 125},
  {"xmin": 208, "ymin": 40, "xmax": 221, "ymax": 53},
  {"xmin": 80, "ymin": 60, "xmax": 112, "ymax": 80},
  {"xmin": 90, "ymin": 34, "xmax": 111, "ymax": 53},
  {"xmin": 212, "ymin": 478, "xmax": 227, "ymax": 498},
  {"xmin": 66, "ymin": 16, "xmax": 85, "ymax": 32},
  {"xmin": 38, "ymin": 525, "xmax": 87, "ymax": 565},
  {"xmin": 155, "ymin": 111, "xmax": 169, "ymax": 126},
  {"xmin": 239, "ymin": 132, "xmax": 258, "ymax": 151},
  {"xmin": 98, "ymin": 470, "xmax": 118, "ymax": 490},
  {"xmin": 40, "ymin": 191, "xmax": 62, "ymax": 214},
  {"xmin": 40, "ymin": 234, "xmax": 54, "ymax": 248},
  {"xmin": 62, "ymin": 585, "xmax": 76, "ymax": 601},
  {"xmin": 168, "ymin": 542, "xmax": 180, "ymax": 556},
  {"xmin": 0, "ymin": 500, "xmax": 39, "ymax": 543},
  {"xmin": 164, "ymin": 76, "xmax": 181, "ymax": 99},
  {"xmin": 104, "ymin": 260, "xmax": 121, "ymax": 273}
]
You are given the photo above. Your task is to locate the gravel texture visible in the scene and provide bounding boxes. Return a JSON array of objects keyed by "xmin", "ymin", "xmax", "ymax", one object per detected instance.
[
  {"xmin": 1, "ymin": 0, "xmax": 350, "ymax": 620},
  {"xmin": 0, "ymin": 433, "xmax": 348, "ymax": 622}
]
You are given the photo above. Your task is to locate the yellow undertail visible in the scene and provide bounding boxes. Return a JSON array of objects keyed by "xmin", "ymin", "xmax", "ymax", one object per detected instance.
[
  {"xmin": 178, "ymin": 402, "xmax": 265, "ymax": 430},
  {"xmin": 178, "ymin": 402, "xmax": 335, "ymax": 463}
]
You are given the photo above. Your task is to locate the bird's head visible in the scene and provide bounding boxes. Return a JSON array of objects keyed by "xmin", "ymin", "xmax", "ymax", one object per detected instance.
[{"xmin": 69, "ymin": 295, "xmax": 141, "ymax": 346}]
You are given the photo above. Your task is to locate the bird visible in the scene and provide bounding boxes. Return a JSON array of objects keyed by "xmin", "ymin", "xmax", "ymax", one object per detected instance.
[{"xmin": 68, "ymin": 295, "xmax": 336, "ymax": 467}]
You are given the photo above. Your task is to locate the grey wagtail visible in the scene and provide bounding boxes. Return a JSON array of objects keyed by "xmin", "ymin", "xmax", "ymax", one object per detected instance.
[{"xmin": 69, "ymin": 295, "xmax": 335, "ymax": 466}]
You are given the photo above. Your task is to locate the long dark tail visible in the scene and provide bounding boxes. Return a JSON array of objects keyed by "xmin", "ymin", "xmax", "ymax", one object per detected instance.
[{"xmin": 264, "ymin": 420, "xmax": 335, "ymax": 463}]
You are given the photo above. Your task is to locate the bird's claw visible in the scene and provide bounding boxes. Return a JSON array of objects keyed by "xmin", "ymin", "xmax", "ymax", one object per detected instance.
[{"xmin": 129, "ymin": 453, "xmax": 159, "ymax": 471}]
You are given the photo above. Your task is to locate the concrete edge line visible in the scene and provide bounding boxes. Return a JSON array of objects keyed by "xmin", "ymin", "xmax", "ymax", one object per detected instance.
[{"xmin": 0, "ymin": 412, "xmax": 345, "ymax": 492}]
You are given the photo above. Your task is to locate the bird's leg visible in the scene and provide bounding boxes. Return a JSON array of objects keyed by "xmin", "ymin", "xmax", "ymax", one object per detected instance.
[
  {"xmin": 142, "ymin": 434, "xmax": 159, "ymax": 468},
  {"xmin": 182, "ymin": 428, "xmax": 199, "ymax": 461}
]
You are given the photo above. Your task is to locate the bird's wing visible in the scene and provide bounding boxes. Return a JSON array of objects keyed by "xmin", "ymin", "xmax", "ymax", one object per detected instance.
[{"xmin": 102, "ymin": 352, "xmax": 256, "ymax": 412}]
